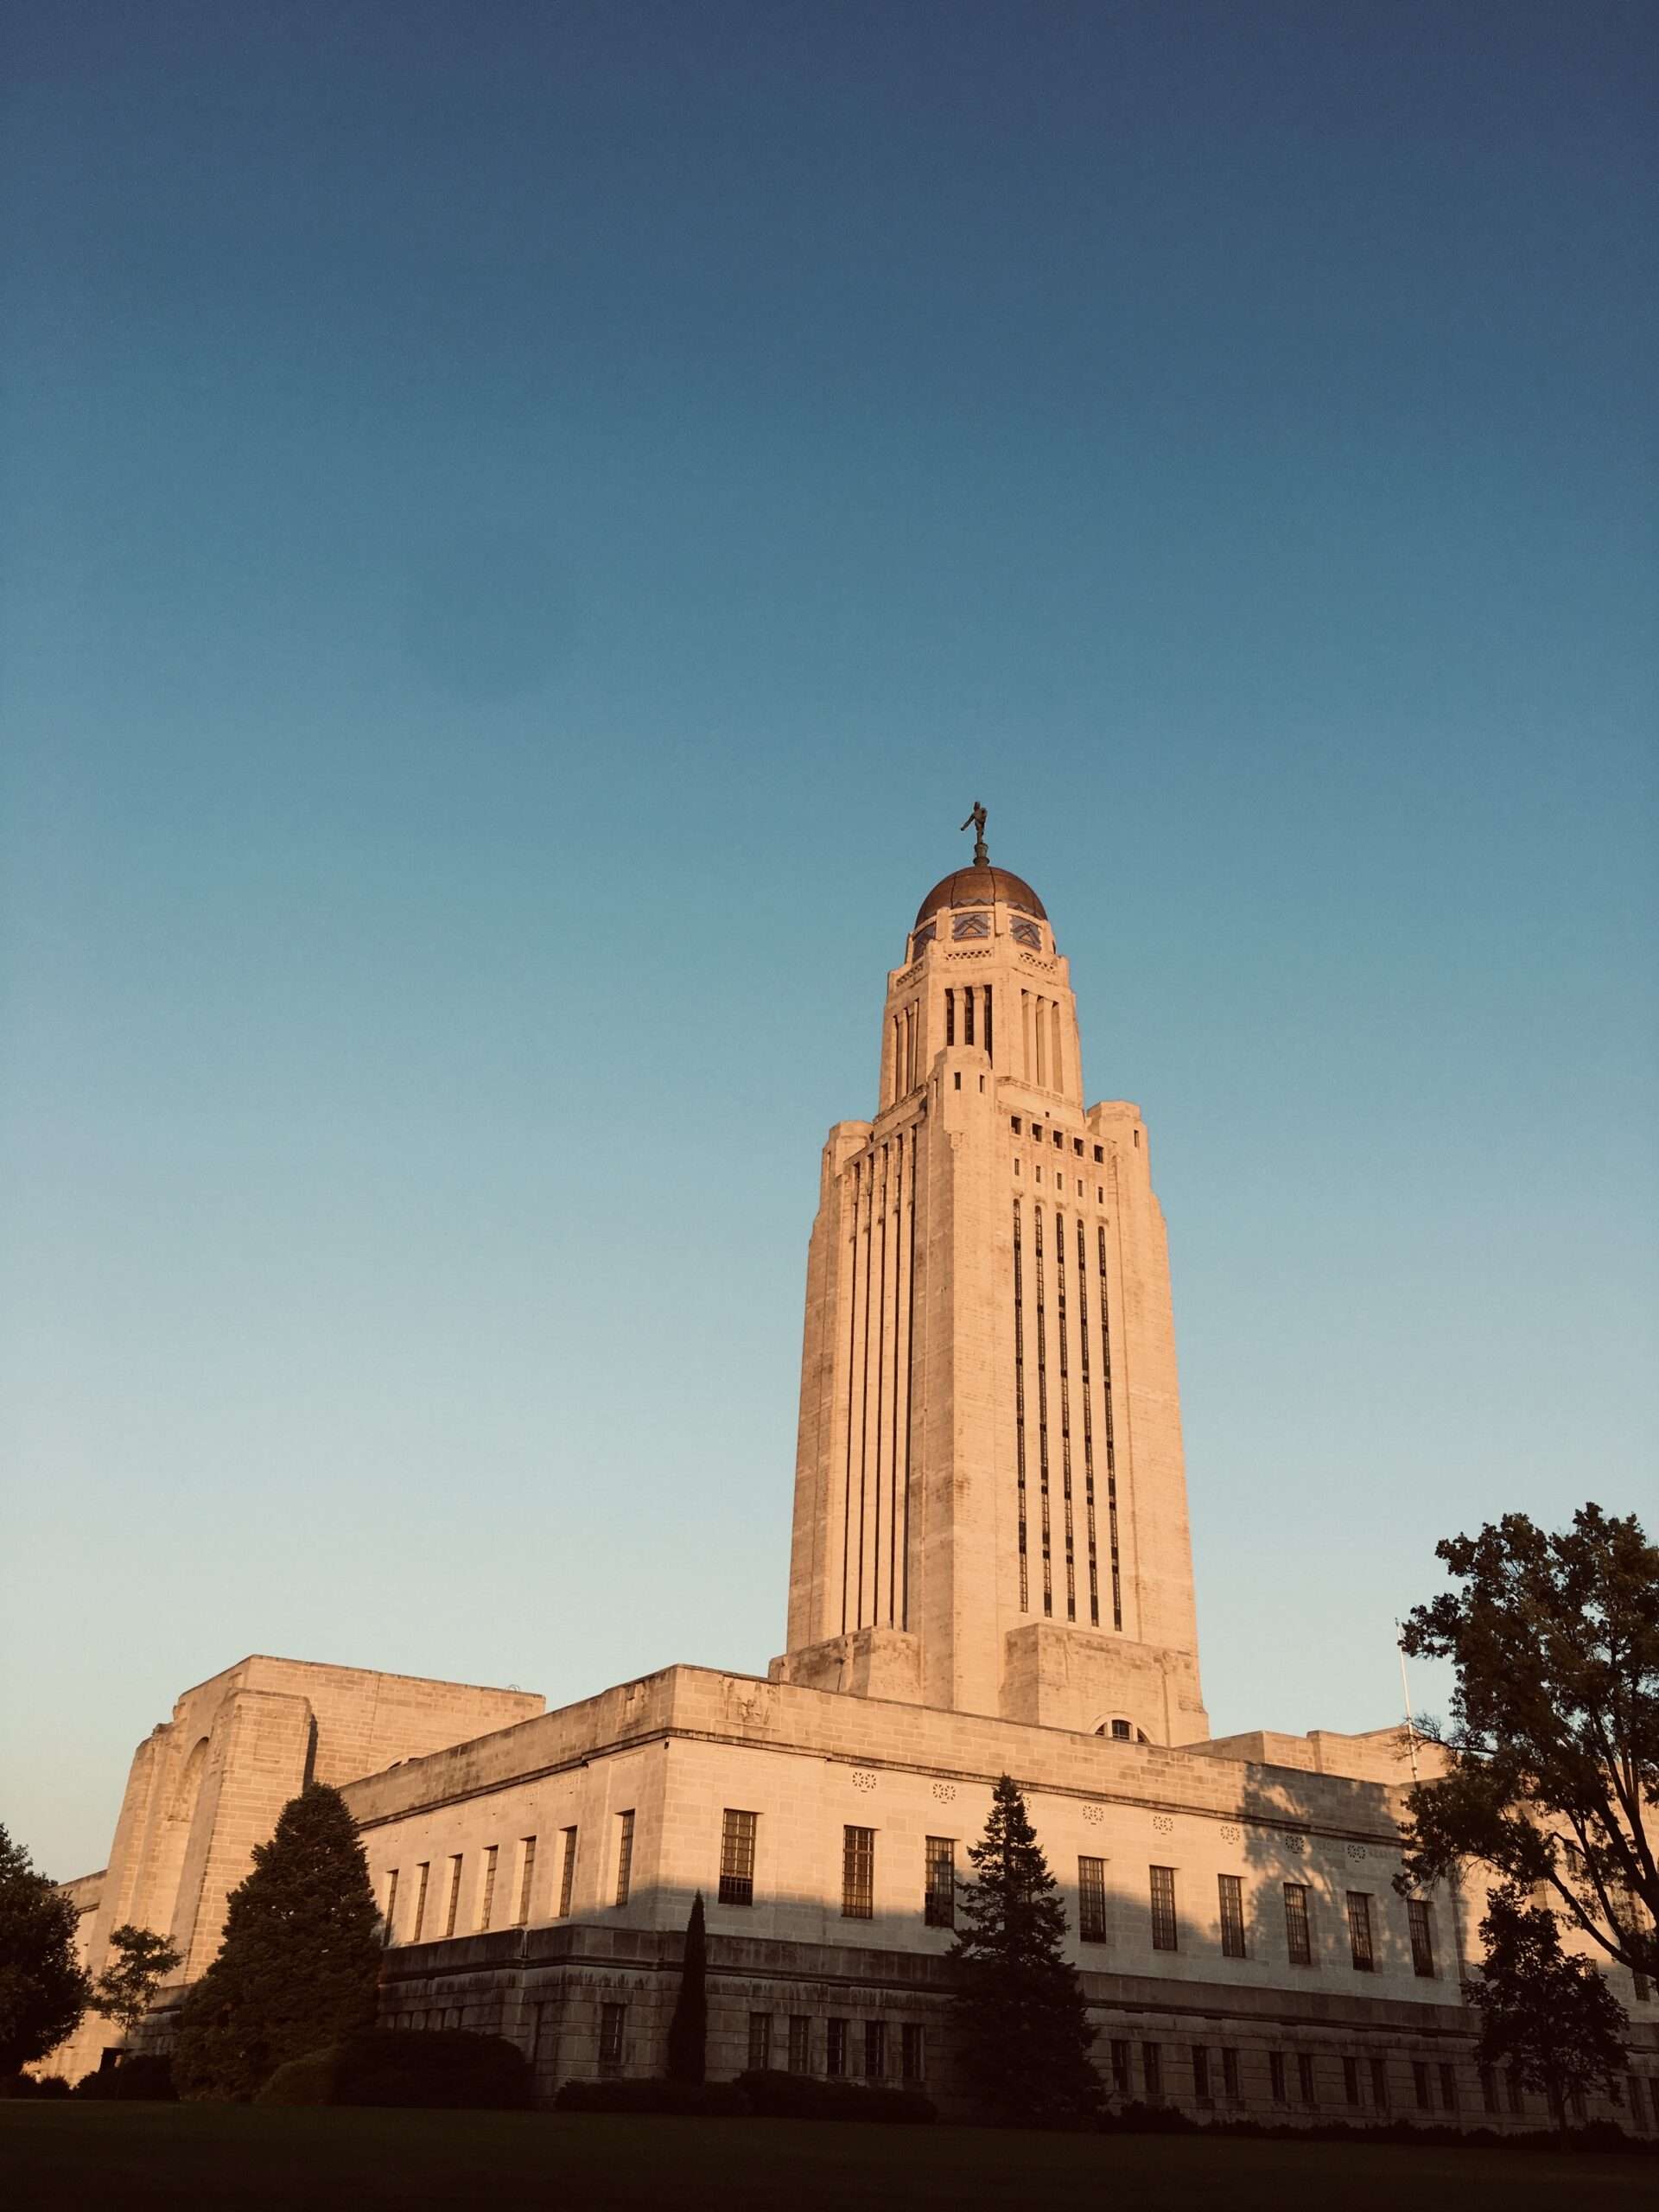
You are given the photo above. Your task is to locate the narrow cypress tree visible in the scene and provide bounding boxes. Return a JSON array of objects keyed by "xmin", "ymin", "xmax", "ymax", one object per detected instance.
[
  {"xmin": 950, "ymin": 1773, "xmax": 1102, "ymax": 2126},
  {"xmin": 173, "ymin": 1783, "xmax": 381, "ymax": 2100},
  {"xmin": 664, "ymin": 1891, "xmax": 708, "ymax": 2083}
]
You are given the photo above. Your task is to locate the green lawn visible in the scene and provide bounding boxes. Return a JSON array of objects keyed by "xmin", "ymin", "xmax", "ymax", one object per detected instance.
[{"xmin": 2, "ymin": 2105, "xmax": 1650, "ymax": 2212}]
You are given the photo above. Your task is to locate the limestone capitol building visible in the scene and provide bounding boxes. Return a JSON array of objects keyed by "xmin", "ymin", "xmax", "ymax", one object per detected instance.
[{"xmin": 49, "ymin": 827, "xmax": 1658, "ymax": 2126}]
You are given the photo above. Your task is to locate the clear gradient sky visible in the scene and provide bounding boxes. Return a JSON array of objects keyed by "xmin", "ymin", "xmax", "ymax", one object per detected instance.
[{"xmin": 3, "ymin": 2, "xmax": 1655, "ymax": 1878}]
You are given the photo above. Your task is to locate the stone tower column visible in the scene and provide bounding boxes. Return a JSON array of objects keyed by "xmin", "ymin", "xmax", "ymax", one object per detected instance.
[{"xmin": 772, "ymin": 845, "xmax": 1209, "ymax": 1745}]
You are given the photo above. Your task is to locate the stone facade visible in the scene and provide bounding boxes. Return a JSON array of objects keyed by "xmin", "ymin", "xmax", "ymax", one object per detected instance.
[{"xmin": 41, "ymin": 842, "xmax": 1659, "ymax": 2130}]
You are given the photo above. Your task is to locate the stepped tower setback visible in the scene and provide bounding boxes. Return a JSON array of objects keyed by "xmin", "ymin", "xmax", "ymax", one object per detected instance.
[{"xmin": 772, "ymin": 829, "xmax": 1209, "ymax": 1745}]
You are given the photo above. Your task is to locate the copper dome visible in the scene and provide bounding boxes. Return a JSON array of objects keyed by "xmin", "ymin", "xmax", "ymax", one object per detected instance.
[{"xmin": 913, "ymin": 865, "xmax": 1047, "ymax": 929}]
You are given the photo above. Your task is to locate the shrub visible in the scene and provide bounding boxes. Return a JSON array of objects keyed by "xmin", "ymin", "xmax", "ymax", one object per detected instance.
[
  {"xmin": 257, "ymin": 2029, "xmax": 531, "ymax": 2110},
  {"xmin": 1, "ymin": 2072, "xmax": 73, "ymax": 2100},
  {"xmin": 555, "ymin": 2077, "xmax": 750, "ymax": 2117},
  {"xmin": 735, "ymin": 2069, "xmax": 937, "ymax": 2124},
  {"xmin": 72, "ymin": 2055, "xmax": 178, "ymax": 2101}
]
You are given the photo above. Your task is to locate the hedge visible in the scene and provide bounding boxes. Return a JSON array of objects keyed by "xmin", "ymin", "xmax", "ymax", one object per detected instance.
[{"xmin": 257, "ymin": 2029, "xmax": 531, "ymax": 2109}]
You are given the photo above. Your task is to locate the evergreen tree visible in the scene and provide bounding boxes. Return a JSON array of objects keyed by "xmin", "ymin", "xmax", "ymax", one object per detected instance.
[
  {"xmin": 664, "ymin": 1891, "xmax": 708, "ymax": 2083},
  {"xmin": 173, "ymin": 1783, "xmax": 381, "ymax": 2100},
  {"xmin": 1465, "ymin": 1885, "xmax": 1630, "ymax": 2133},
  {"xmin": 93, "ymin": 1925, "xmax": 183, "ymax": 2043},
  {"xmin": 0, "ymin": 1823, "xmax": 92, "ymax": 2078},
  {"xmin": 950, "ymin": 1774, "xmax": 1101, "ymax": 2126}
]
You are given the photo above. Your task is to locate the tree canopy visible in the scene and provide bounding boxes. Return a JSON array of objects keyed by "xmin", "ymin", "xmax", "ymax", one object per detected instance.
[
  {"xmin": 173, "ymin": 1783, "xmax": 382, "ymax": 2100},
  {"xmin": 1398, "ymin": 1503, "xmax": 1657, "ymax": 1980},
  {"xmin": 1464, "ymin": 1885, "xmax": 1630, "ymax": 2129},
  {"xmin": 0, "ymin": 1824, "xmax": 92, "ymax": 2078},
  {"xmin": 950, "ymin": 1773, "xmax": 1101, "ymax": 2126},
  {"xmin": 93, "ymin": 1924, "xmax": 184, "ymax": 2042}
]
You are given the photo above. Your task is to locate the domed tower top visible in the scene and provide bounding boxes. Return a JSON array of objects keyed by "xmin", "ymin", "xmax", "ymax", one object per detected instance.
[{"xmin": 913, "ymin": 865, "xmax": 1047, "ymax": 930}]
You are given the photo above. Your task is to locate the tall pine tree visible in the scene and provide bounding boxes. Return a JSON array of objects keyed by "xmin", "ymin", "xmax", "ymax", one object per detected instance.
[
  {"xmin": 173, "ymin": 1783, "xmax": 381, "ymax": 2100},
  {"xmin": 664, "ymin": 1891, "xmax": 708, "ymax": 2083},
  {"xmin": 950, "ymin": 1774, "xmax": 1102, "ymax": 2126}
]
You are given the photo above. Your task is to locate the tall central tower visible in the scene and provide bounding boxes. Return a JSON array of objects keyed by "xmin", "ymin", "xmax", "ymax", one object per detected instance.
[{"xmin": 770, "ymin": 831, "xmax": 1209, "ymax": 1745}]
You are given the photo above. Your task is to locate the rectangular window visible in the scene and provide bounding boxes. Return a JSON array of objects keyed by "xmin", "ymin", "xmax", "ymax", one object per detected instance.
[
  {"xmin": 1505, "ymin": 2069, "xmax": 1523, "ymax": 2114},
  {"xmin": 599, "ymin": 2002, "xmax": 626, "ymax": 2069},
  {"xmin": 901, "ymin": 2024, "xmax": 925, "ymax": 2081},
  {"xmin": 864, "ymin": 2019, "xmax": 887, "ymax": 2079},
  {"xmin": 383, "ymin": 1868, "xmax": 399, "ymax": 1942},
  {"xmin": 720, "ymin": 1809, "xmax": 757, "ymax": 1907},
  {"xmin": 614, "ymin": 1811, "xmax": 634, "ymax": 1907},
  {"xmin": 1078, "ymin": 1855, "xmax": 1109, "ymax": 1943},
  {"xmin": 1297, "ymin": 2052, "xmax": 1316, "ymax": 2105},
  {"xmin": 1408, "ymin": 1898, "xmax": 1436, "ymax": 1977},
  {"xmin": 1149, "ymin": 1865, "xmax": 1178, "ymax": 1951},
  {"xmin": 412, "ymin": 1862, "xmax": 430, "ymax": 1942},
  {"xmin": 1371, "ymin": 2055, "xmax": 1389, "ymax": 2108},
  {"xmin": 1094, "ymin": 1145, "xmax": 1103, "ymax": 1163},
  {"xmin": 1439, "ymin": 2062, "xmax": 1458, "ymax": 2112},
  {"xmin": 1269, "ymin": 2051, "xmax": 1287, "ymax": 2105},
  {"xmin": 826, "ymin": 2018, "xmax": 849, "ymax": 2077},
  {"xmin": 925, "ymin": 1836, "xmax": 956, "ymax": 1928},
  {"xmin": 1627, "ymin": 2075, "xmax": 1646, "ymax": 2129},
  {"xmin": 1636, "ymin": 1970, "xmax": 1651, "ymax": 2002},
  {"xmin": 1283, "ymin": 1882, "xmax": 1313, "ymax": 1965},
  {"xmin": 1347, "ymin": 1891, "xmax": 1375, "ymax": 1972},
  {"xmin": 443, "ymin": 1854, "xmax": 463, "ymax": 1938},
  {"xmin": 1109, "ymin": 2038, "xmax": 1131, "ymax": 2094},
  {"xmin": 747, "ymin": 2013, "xmax": 771, "ymax": 2071},
  {"xmin": 1218, "ymin": 1873, "xmax": 1247, "ymax": 1959},
  {"xmin": 1222, "ymin": 2048, "xmax": 1240, "ymax": 2101},
  {"xmin": 1192, "ymin": 2045, "xmax": 1211, "ymax": 2101},
  {"xmin": 842, "ymin": 1826, "xmax": 874, "ymax": 1918},
  {"xmin": 1141, "ymin": 2043, "xmax": 1162, "ymax": 2098},
  {"xmin": 479, "ymin": 1846, "xmax": 498, "ymax": 1932},
  {"xmin": 1412, "ymin": 2060, "xmax": 1431, "ymax": 2111},
  {"xmin": 516, "ymin": 1838, "xmax": 537, "ymax": 1927},
  {"xmin": 1344, "ymin": 2056, "xmax": 1360, "ymax": 2106},
  {"xmin": 787, "ymin": 2016, "xmax": 810, "ymax": 2074},
  {"xmin": 1479, "ymin": 2064, "xmax": 1498, "ymax": 2115},
  {"xmin": 557, "ymin": 1827, "xmax": 577, "ymax": 1917}
]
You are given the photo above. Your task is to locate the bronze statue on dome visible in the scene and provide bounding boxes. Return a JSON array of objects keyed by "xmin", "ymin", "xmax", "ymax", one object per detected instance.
[{"xmin": 960, "ymin": 800, "xmax": 988, "ymax": 866}]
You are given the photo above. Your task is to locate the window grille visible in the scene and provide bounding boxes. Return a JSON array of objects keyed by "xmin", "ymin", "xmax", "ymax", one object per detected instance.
[
  {"xmin": 1222, "ymin": 2048, "xmax": 1240, "ymax": 2100},
  {"xmin": 1505, "ymin": 2069, "xmax": 1523, "ymax": 2113},
  {"xmin": 842, "ymin": 1826, "xmax": 874, "ymax": 1918},
  {"xmin": 1346, "ymin": 1891, "xmax": 1376, "ymax": 1972},
  {"xmin": 614, "ymin": 1812, "xmax": 634, "ymax": 1907},
  {"xmin": 924, "ymin": 1836, "xmax": 956, "ymax": 1928},
  {"xmin": 747, "ymin": 2013, "xmax": 772, "ymax": 2070},
  {"xmin": 787, "ymin": 2017, "xmax": 810, "ymax": 2074},
  {"xmin": 599, "ymin": 2003, "xmax": 625, "ymax": 2069},
  {"xmin": 1149, "ymin": 1865, "xmax": 1178, "ymax": 1951},
  {"xmin": 383, "ymin": 1869, "xmax": 399, "ymax": 1942},
  {"xmin": 1218, "ymin": 1873, "xmax": 1247, "ymax": 1959},
  {"xmin": 1109, "ymin": 1719, "xmax": 1131, "ymax": 1740},
  {"xmin": 1343, "ymin": 2056, "xmax": 1360, "ymax": 2105},
  {"xmin": 479, "ymin": 1847, "xmax": 498, "ymax": 1933},
  {"xmin": 1078, "ymin": 1856, "xmax": 1108, "ymax": 1943},
  {"xmin": 1479, "ymin": 2064, "xmax": 1498, "ymax": 2114},
  {"xmin": 443, "ymin": 1854, "xmax": 463, "ymax": 1939},
  {"xmin": 1141, "ymin": 2043, "xmax": 1162, "ymax": 2098},
  {"xmin": 1626, "ymin": 2075, "xmax": 1647, "ymax": 2129},
  {"xmin": 1413, "ymin": 2061, "xmax": 1431, "ymax": 2110},
  {"xmin": 1408, "ymin": 1897, "xmax": 1435, "ymax": 1976},
  {"xmin": 557, "ymin": 1827, "xmax": 577, "ymax": 1917},
  {"xmin": 1439, "ymin": 2063, "xmax": 1458, "ymax": 2111},
  {"xmin": 826, "ymin": 2018, "xmax": 849, "ymax": 2077},
  {"xmin": 412, "ymin": 1862, "xmax": 430, "ymax": 1942},
  {"xmin": 1109, "ymin": 2038, "xmax": 1131, "ymax": 2094},
  {"xmin": 1298, "ymin": 2052, "xmax": 1316, "ymax": 2104},
  {"xmin": 1371, "ymin": 2056, "xmax": 1389, "ymax": 2108},
  {"xmin": 516, "ymin": 1838, "xmax": 536, "ymax": 1926},
  {"xmin": 945, "ymin": 988, "xmax": 955, "ymax": 1045},
  {"xmin": 1192, "ymin": 2046, "xmax": 1211, "ymax": 2101},
  {"xmin": 1283, "ymin": 1881, "xmax": 1313, "ymax": 1965},
  {"xmin": 901, "ymin": 2024, "xmax": 925, "ymax": 2081},
  {"xmin": 1269, "ymin": 2051, "xmax": 1287, "ymax": 2104},
  {"xmin": 720, "ymin": 1809, "xmax": 757, "ymax": 1906},
  {"xmin": 864, "ymin": 2020, "xmax": 887, "ymax": 2078}
]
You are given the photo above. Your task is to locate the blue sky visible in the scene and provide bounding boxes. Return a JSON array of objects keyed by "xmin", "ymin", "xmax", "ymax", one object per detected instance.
[{"xmin": 3, "ymin": 1, "xmax": 1654, "ymax": 1878}]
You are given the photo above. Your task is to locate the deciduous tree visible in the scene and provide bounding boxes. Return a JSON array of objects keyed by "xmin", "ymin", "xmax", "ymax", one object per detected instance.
[
  {"xmin": 1398, "ymin": 1504, "xmax": 1657, "ymax": 1980},
  {"xmin": 0, "ymin": 1824, "xmax": 91, "ymax": 2078},
  {"xmin": 1464, "ymin": 1885, "xmax": 1629, "ymax": 2132},
  {"xmin": 172, "ymin": 1783, "xmax": 381, "ymax": 2100},
  {"xmin": 950, "ymin": 1773, "xmax": 1101, "ymax": 2126},
  {"xmin": 92, "ymin": 1925, "xmax": 184, "ymax": 2043}
]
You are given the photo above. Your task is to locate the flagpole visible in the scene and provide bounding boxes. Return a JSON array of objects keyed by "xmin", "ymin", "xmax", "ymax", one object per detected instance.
[{"xmin": 1395, "ymin": 1619, "xmax": 1420, "ymax": 1783}]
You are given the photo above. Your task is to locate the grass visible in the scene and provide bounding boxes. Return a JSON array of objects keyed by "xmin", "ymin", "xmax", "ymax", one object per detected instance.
[{"xmin": 3, "ymin": 2104, "xmax": 1652, "ymax": 2212}]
